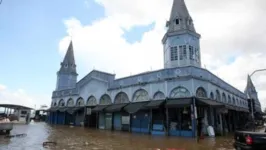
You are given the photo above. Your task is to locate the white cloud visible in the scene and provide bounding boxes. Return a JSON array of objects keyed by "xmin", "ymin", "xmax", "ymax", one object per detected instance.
[
  {"xmin": 60, "ymin": 0, "xmax": 266, "ymax": 109},
  {"xmin": 0, "ymin": 84, "xmax": 50, "ymax": 110}
]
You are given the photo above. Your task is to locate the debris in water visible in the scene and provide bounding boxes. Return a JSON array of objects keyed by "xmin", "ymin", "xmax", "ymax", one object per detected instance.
[{"xmin": 5, "ymin": 133, "xmax": 27, "ymax": 138}]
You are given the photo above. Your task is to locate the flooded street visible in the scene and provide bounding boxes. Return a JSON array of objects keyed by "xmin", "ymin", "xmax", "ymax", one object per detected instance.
[{"xmin": 0, "ymin": 122, "xmax": 237, "ymax": 150}]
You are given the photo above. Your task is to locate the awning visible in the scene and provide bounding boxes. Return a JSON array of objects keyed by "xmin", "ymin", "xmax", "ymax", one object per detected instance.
[
  {"xmin": 238, "ymin": 107, "xmax": 249, "ymax": 113},
  {"xmin": 49, "ymin": 107, "xmax": 59, "ymax": 112},
  {"xmin": 92, "ymin": 105, "xmax": 109, "ymax": 112},
  {"xmin": 123, "ymin": 102, "xmax": 149, "ymax": 114},
  {"xmin": 165, "ymin": 98, "xmax": 192, "ymax": 108},
  {"xmin": 104, "ymin": 103, "xmax": 128, "ymax": 113},
  {"xmin": 66, "ymin": 107, "xmax": 84, "ymax": 114},
  {"xmin": 145, "ymin": 100, "xmax": 165, "ymax": 109},
  {"xmin": 58, "ymin": 107, "xmax": 68, "ymax": 112},
  {"xmin": 224, "ymin": 105, "xmax": 238, "ymax": 111},
  {"xmin": 196, "ymin": 98, "xmax": 223, "ymax": 107}
]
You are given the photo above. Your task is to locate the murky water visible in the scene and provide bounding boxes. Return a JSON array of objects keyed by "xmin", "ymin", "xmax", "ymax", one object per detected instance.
[{"xmin": 0, "ymin": 122, "xmax": 239, "ymax": 150}]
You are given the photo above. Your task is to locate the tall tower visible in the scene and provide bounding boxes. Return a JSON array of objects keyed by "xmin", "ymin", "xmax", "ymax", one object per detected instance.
[
  {"xmin": 162, "ymin": 0, "xmax": 201, "ymax": 68},
  {"xmin": 244, "ymin": 75, "xmax": 261, "ymax": 112},
  {"xmin": 56, "ymin": 41, "xmax": 78, "ymax": 90}
]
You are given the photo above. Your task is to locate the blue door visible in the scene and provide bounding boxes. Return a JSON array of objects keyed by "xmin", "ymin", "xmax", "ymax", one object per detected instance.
[{"xmin": 131, "ymin": 111, "xmax": 150, "ymax": 134}]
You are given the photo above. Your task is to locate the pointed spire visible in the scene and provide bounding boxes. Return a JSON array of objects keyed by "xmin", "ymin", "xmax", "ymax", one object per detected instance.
[
  {"xmin": 59, "ymin": 41, "xmax": 77, "ymax": 75},
  {"xmin": 166, "ymin": 0, "xmax": 196, "ymax": 33},
  {"xmin": 245, "ymin": 74, "xmax": 256, "ymax": 96}
]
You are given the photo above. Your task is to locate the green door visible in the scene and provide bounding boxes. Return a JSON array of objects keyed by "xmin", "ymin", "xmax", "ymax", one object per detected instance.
[{"xmin": 105, "ymin": 113, "xmax": 112, "ymax": 130}]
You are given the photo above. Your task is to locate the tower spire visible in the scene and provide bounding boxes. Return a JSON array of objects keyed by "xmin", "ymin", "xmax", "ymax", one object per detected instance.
[
  {"xmin": 166, "ymin": 0, "xmax": 196, "ymax": 33},
  {"xmin": 56, "ymin": 40, "xmax": 78, "ymax": 90},
  {"xmin": 245, "ymin": 75, "xmax": 256, "ymax": 94},
  {"xmin": 59, "ymin": 41, "xmax": 77, "ymax": 75}
]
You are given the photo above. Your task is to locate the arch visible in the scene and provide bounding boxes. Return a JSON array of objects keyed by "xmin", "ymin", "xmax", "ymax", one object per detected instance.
[
  {"xmin": 228, "ymin": 95, "xmax": 231, "ymax": 104},
  {"xmin": 210, "ymin": 92, "xmax": 214, "ymax": 100},
  {"xmin": 114, "ymin": 92, "xmax": 129, "ymax": 104},
  {"xmin": 76, "ymin": 97, "xmax": 85, "ymax": 107},
  {"xmin": 99, "ymin": 94, "xmax": 112, "ymax": 105},
  {"xmin": 53, "ymin": 102, "xmax": 57, "ymax": 107},
  {"xmin": 87, "ymin": 96, "xmax": 97, "ymax": 106},
  {"xmin": 169, "ymin": 86, "xmax": 190, "ymax": 98},
  {"xmin": 222, "ymin": 93, "xmax": 226, "ymax": 103},
  {"xmin": 232, "ymin": 97, "xmax": 236, "ymax": 105},
  {"xmin": 215, "ymin": 90, "xmax": 221, "ymax": 101},
  {"xmin": 67, "ymin": 98, "xmax": 74, "ymax": 107},
  {"xmin": 132, "ymin": 89, "xmax": 149, "ymax": 102},
  {"xmin": 153, "ymin": 91, "xmax": 166, "ymax": 100},
  {"xmin": 196, "ymin": 87, "xmax": 207, "ymax": 98},
  {"xmin": 58, "ymin": 99, "xmax": 65, "ymax": 107}
]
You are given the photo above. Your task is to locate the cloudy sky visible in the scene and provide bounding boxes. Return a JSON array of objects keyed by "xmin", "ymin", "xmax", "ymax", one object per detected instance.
[{"xmin": 0, "ymin": 0, "xmax": 265, "ymax": 110}]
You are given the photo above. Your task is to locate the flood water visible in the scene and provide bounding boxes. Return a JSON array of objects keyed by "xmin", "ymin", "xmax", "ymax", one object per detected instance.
[{"xmin": 0, "ymin": 122, "xmax": 240, "ymax": 150}]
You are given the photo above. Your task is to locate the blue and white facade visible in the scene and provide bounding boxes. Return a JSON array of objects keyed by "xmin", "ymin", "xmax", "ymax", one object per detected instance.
[{"xmin": 48, "ymin": 0, "xmax": 261, "ymax": 138}]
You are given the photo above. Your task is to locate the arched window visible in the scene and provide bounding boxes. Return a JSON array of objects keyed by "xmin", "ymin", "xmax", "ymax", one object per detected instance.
[
  {"xmin": 67, "ymin": 98, "xmax": 74, "ymax": 107},
  {"xmin": 216, "ymin": 90, "xmax": 221, "ymax": 101},
  {"xmin": 114, "ymin": 92, "xmax": 129, "ymax": 104},
  {"xmin": 53, "ymin": 102, "xmax": 57, "ymax": 107},
  {"xmin": 228, "ymin": 95, "xmax": 231, "ymax": 104},
  {"xmin": 170, "ymin": 86, "xmax": 190, "ymax": 98},
  {"xmin": 99, "ymin": 94, "xmax": 112, "ymax": 105},
  {"xmin": 210, "ymin": 92, "xmax": 214, "ymax": 100},
  {"xmin": 87, "ymin": 96, "xmax": 97, "ymax": 106},
  {"xmin": 196, "ymin": 87, "xmax": 207, "ymax": 98},
  {"xmin": 132, "ymin": 89, "xmax": 149, "ymax": 102},
  {"xmin": 222, "ymin": 93, "xmax": 226, "ymax": 103},
  {"xmin": 58, "ymin": 99, "xmax": 65, "ymax": 107},
  {"xmin": 76, "ymin": 97, "xmax": 85, "ymax": 107},
  {"xmin": 153, "ymin": 91, "xmax": 166, "ymax": 100}
]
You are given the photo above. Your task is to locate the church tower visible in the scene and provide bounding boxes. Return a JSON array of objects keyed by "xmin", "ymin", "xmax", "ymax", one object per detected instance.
[
  {"xmin": 56, "ymin": 41, "xmax": 78, "ymax": 90},
  {"xmin": 162, "ymin": 0, "xmax": 201, "ymax": 68},
  {"xmin": 244, "ymin": 75, "xmax": 261, "ymax": 112}
]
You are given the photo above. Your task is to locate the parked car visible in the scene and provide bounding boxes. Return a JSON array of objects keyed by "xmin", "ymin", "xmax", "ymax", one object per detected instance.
[{"xmin": 234, "ymin": 131, "xmax": 266, "ymax": 150}]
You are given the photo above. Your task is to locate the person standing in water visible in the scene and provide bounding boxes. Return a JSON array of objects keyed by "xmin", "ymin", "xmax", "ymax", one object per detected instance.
[
  {"xmin": 26, "ymin": 113, "xmax": 30, "ymax": 124},
  {"xmin": 197, "ymin": 117, "xmax": 203, "ymax": 142}
]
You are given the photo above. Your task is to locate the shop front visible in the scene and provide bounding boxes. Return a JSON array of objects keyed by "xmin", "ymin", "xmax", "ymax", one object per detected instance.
[
  {"xmin": 166, "ymin": 98, "xmax": 193, "ymax": 137},
  {"xmin": 123, "ymin": 102, "xmax": 150, "ymax": 134},
  {"xmin": 145, "ymin": 100, "xmax": 166, "ymax": 136},
  {"xmin": 104, "ymin": 103, "xmax": 128, "ymax": 131},
  {"xmin": 91, "ymin": 105, "xmax": 109, "ymax": 129}
]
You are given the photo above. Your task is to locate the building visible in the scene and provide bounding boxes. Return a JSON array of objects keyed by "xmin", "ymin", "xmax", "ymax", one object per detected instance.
[{"xmin": 48, "ymin": 0, "xmax": 261, "ymax": 137}]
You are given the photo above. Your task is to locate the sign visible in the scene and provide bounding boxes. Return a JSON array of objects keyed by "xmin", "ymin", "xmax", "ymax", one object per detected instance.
[{"xmin": 122, "ymin": 116, "xmax": 130, "ymax": 124}]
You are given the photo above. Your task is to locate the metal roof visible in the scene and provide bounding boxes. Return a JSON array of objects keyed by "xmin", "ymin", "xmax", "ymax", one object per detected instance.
[{"xmin": 0, "ymin": 104, "xmax": 33, "ymax": 110}]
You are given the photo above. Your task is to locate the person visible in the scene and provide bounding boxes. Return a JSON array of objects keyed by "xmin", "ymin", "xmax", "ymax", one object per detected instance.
[
  {"xmin": 26, "ymin": 113, "xmax": 30, "ymax": 124},
  {"xmin": 197, "ymin": 117, "xmax": 203, "ymax": 142}
]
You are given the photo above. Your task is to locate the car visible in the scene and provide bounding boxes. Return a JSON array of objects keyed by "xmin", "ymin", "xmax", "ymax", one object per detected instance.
[{"xmin": 234, "ymin": 131, "xmax": 266, "ymax": 150}]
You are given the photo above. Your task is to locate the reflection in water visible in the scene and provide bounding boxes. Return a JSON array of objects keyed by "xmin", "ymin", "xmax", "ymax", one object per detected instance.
[{"xmin": 0, "ymin": 122, "xmax": 236, "ymax": 150}]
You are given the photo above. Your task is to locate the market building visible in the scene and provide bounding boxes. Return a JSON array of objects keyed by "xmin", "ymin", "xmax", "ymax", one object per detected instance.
[{"xmin": 48, "ymin": 0, "xmax": 261, "ymax": 138}]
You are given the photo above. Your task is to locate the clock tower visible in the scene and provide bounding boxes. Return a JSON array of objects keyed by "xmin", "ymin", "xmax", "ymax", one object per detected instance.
[{"xmin": 162, "ymin": 0, "xmax": 201, "ymax": 68}]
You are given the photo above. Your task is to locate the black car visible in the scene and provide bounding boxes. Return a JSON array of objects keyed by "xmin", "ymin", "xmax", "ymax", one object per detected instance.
[{"xmin": 234, "ymin": 131, "xmax": 266, "ymax": 150}]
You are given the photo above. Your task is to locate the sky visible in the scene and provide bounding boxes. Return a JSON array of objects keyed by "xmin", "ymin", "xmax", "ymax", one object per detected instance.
[{"xmin": 0, "ymin": 0, "xmax": 266, "ymax": 110}]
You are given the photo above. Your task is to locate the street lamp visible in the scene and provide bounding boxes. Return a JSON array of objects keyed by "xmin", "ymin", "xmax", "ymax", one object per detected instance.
[{"xmin": 249, "ymin": 68, "xmax": 266, "ymax": 131}]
